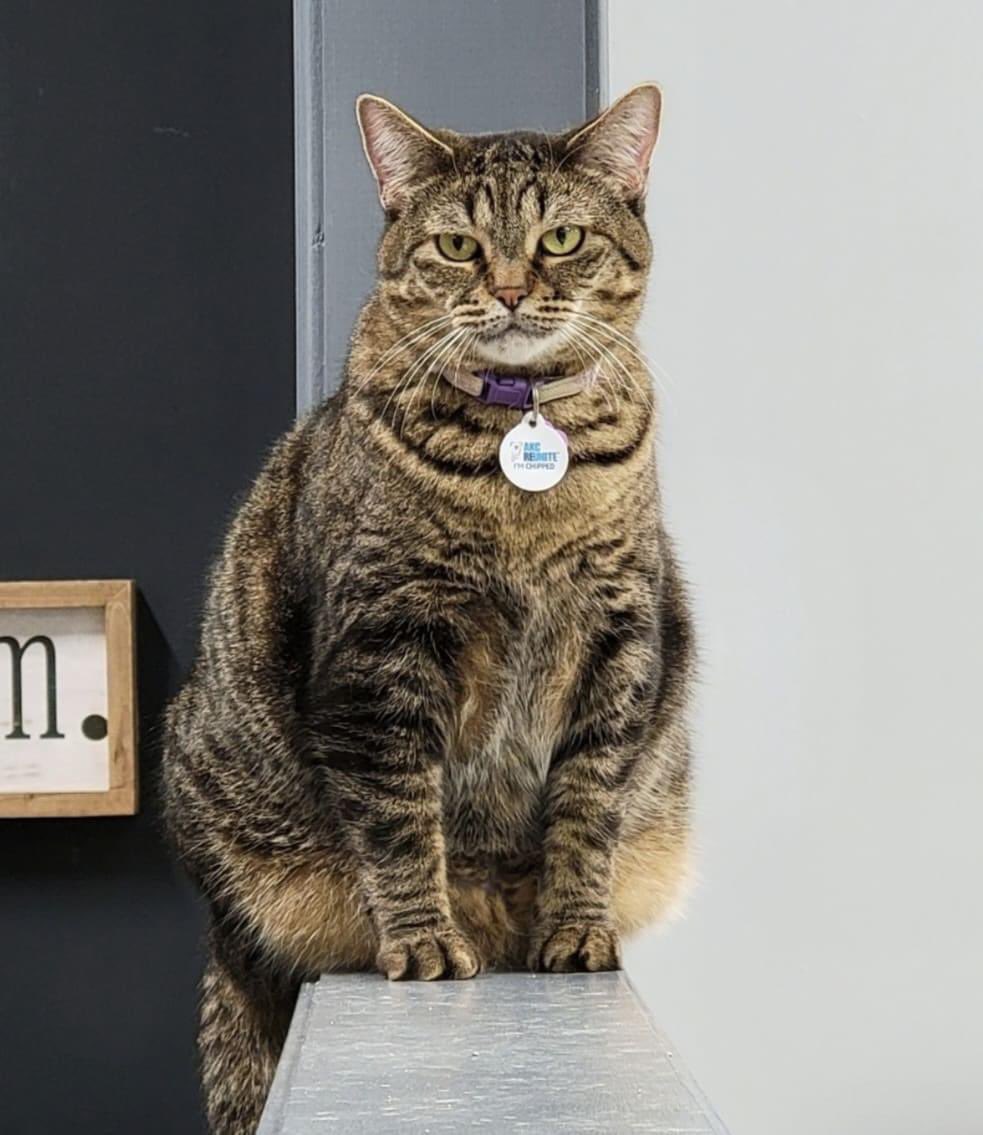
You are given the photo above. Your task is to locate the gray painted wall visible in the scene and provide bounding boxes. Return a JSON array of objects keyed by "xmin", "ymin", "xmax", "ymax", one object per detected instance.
[
  {"xmin": 610, "ymin": 4, "xmax": 983, "ymax": 1133},
  {"xmin": 295, "ymin": 0, "xmax": 604, "ymax": 410}
]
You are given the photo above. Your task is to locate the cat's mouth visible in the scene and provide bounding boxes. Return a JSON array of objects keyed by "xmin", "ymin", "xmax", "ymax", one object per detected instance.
[
  {"xmin": 478, "ymin": 325, "xmax": 530, "ymax": 342},
  {"xmin": 477, "ymin": 312, "xmax": 563, "ymax": 339}
]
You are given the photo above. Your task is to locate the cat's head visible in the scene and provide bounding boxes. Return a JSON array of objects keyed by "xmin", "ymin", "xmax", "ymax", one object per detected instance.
[{"xmin": 356, "ymin": 86, "xmax": 661, "ymax": 372}]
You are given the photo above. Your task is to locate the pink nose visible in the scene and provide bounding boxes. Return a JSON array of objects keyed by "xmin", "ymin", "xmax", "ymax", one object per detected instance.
[{"xmin": 493, "ymin": 285, "xmax": 528, "ymax": 311}]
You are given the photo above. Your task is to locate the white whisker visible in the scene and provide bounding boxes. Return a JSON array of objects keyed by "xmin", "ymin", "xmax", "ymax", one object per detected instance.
[
  {"xmin": 378, "ymin": 328, "xmax": 462, "ymax": 429},
  {"xmin": 557, "ymin": 323, "xmax": 619, "ymax": 417},
  {"xmin": 563, "ymin": 322, "xmax": 639, "ymax": 407},
  {"xmin": 566, "ymin": 318, "xmax": 649, "ymax": 400},
  {"xmin": 350, "ymin": 315, "xmax": 455, "ymax": 396},
  {"xmin": 568, "ymin": 312, "xmax": 676, "ymax": 401},
  {"xmin": 429, "ymin": 329, "xmax": 478, "ymax": 421}
]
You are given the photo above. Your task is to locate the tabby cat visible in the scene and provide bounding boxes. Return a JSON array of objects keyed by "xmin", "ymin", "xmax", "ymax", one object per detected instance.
[{"xmin": 163, "ymin": 84, "xmax": 695, "ymax": 1135}]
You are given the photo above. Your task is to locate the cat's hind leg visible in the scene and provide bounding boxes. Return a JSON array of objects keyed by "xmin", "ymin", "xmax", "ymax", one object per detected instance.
[{"xmin": 198, "ymin": 929, "xmax": 298, "ymax": 1135}]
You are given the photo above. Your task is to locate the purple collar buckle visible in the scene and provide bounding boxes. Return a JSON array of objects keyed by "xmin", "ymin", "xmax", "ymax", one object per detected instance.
[{"xmin": 477, "ymin": 372, "xmax": 535, "ymax": 410}]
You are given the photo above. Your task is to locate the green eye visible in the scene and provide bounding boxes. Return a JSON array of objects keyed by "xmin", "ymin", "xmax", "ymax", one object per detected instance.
[
  {"xmin": 540, "ymin": 224, "xmax": 585, "ymax": 256},
  {"xmin": 437, "ymin": 233, "xmax": 480, "ymax": 261}
]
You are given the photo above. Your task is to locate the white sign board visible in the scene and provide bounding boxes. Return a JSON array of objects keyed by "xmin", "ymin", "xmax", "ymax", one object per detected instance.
[
  {"xmin": 0, "ymin": 607, "xmax": 111, "ymax": 793},
  {"xmin": 0, "ymin": 581, "xmax": 137, "ymax": 818}
]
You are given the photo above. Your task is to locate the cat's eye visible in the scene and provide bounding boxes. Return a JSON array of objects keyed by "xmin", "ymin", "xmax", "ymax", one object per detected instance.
[
  {"xmin": 437, "ymin": 233, "xmax": 480, "ymax": 262},
  {"xmin": 540, "ymin": 224, "xmax": 585, "ymax": 256}
]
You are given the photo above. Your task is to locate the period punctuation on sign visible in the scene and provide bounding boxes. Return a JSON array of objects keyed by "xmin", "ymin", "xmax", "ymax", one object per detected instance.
[{"xmin": 82, "ymin": 714, "xmax": 108, "ymax": 741}]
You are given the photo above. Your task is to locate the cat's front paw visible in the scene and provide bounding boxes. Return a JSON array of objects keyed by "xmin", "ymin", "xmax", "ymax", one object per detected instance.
[
  {"xmin": 527, "ymin": 919, "xmax": 621, "ymax": 973},
  {"xmin": 377, "ymin": 924, "xmax": 483, "ymax": 982}
]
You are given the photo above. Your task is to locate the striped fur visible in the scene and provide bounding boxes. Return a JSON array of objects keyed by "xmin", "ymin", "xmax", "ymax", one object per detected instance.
[{"xmin": 163, "ymin": 86, "xmax": 695, "ymax": 1134}]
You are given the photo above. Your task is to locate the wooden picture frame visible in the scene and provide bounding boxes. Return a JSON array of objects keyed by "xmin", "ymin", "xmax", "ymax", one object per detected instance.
[{"xmin": 0, "ymin": 580, "xmax": 138, "ymax": 818}]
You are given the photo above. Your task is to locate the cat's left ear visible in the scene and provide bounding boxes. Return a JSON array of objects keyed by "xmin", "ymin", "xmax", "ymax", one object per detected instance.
[
  {"xmin": 565, "ymin": 83, "xmax": 662, "ymax": 201},
  {"xmin": 356, "ymin": 94, "xmax": 454, "ymax": 213}
]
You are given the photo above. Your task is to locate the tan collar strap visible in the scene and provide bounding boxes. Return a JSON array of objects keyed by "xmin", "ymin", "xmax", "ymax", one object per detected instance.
[{"xmin": 441, "ymin": 365, "xmax": 597, "ymax": 411}]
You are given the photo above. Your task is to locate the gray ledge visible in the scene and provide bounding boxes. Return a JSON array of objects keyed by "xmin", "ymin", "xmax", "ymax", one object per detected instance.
[{"xmin": 258, "ymin": 971, "xmax": 728, "ymax": 1133}]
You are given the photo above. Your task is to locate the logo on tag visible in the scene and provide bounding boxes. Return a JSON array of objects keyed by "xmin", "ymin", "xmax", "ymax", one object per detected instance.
[{"xmin": 498, "ymin": 412, "xmax": 569, "ymax": 492}]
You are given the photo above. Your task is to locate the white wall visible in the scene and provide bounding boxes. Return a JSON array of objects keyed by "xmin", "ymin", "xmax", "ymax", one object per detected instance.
[{"xmin": 611, "ymin": 4, "xmax": 983, "ymax": 1133}]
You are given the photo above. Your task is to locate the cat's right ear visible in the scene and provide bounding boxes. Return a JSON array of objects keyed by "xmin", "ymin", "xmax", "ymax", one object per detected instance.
[{"xmin": 356, "ymin": 95, "xmax": 454, "ymax": 213}]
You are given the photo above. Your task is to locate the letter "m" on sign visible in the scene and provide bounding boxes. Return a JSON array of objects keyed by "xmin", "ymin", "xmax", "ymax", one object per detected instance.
[{"xmin": 1, "ymin": 635, "xmax": 64, "ymax": 740}]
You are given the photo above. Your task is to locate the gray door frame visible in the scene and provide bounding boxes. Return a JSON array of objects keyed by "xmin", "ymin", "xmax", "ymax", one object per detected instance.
[{"xmin": 292, "ymin": 0, "xmax": 608, "ymax": 414}]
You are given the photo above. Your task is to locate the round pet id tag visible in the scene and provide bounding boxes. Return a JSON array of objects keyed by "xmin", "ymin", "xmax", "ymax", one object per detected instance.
[{"xmin": 498, "ymin": 411, "xmax": 569, "ymax": 492}]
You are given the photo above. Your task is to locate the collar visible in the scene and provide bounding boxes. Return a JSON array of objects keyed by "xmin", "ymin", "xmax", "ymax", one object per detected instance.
[{"xmin": 441, "ymin": 364, "xmax": 597, "ymax": 411}]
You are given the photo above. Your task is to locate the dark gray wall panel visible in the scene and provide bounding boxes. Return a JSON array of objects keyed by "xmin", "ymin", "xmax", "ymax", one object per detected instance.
[
  {"xmin": 296, "ymin": 0, "xmax": 606, "ymax": 409},
  {"xmin": 0, "ymin": 4, "xmax": 295, "ymax": 1132}
]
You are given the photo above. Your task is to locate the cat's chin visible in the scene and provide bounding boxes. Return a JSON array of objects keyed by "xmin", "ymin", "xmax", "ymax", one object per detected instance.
[{"xmin": 471, "ymin": 327, "xmax": 566, "ymax": 370}]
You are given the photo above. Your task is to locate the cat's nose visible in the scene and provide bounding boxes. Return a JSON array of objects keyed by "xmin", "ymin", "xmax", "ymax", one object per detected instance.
[{"xmin": 493, "ymin": 285, "xmax": 528, "ymax": 311}]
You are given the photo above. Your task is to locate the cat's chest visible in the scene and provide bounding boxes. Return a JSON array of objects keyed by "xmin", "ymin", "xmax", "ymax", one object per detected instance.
[{"xmin": 441, "ymin": 597, "xmax": 584, "ymax": 856}]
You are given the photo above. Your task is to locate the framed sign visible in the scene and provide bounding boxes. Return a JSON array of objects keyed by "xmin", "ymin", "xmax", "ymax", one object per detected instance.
[{"xmin": 0, "ymin": 581, "xmax": 137, "ymax": 817}]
